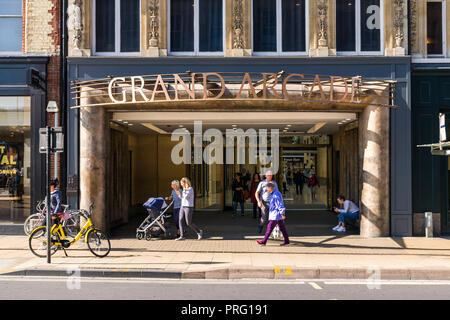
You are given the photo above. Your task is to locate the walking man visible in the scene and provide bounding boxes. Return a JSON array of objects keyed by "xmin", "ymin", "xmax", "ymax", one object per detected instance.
[
  {"xmin": 256, "ymin": 182, "xmax": 290, "ymax": 246},
  {"xmin": 255, "ymin": 170, "xmax": 278, "ymax": 234}
]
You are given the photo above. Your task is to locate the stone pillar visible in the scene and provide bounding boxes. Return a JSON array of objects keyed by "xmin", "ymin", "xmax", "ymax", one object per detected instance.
[
  {"xmin": 359, "ymin": 101, "xmax": 390, "ymax": 237},
  {"xmin": 79, "ymin": 87, "xmax": 108, "ymax": 231}
]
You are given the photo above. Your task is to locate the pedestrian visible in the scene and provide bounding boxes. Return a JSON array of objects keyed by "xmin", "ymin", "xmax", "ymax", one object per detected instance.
[
  {"xmin": 241, "ymin": 168, "xmax": 251, "ymax": 201},
  {"xmin": 250, "ymin": 173, "xmax": 262, "ymax": 219},
  {"xmin": 308, "ymin": 173, "xmax": 320, "ymax": 200},
  {"xmin": 282, "ymin": 171, "xmax": 288, "ymax": 194},
  {"xmin": 255, "ymin": 170, "xmax": 278, "ymax": 234},
  {"xmin": 332, "ymin": 195, "xmax": 360, "ymax": 233},
  {"xmin": 174, "ymin": 177, "xmax": 203, "ymax": 241},
  {"xmin": 165, "ymin": 180, "xmax": 182, "ymax": 237},
  {"xmin": 294, "ymin": 169, "xmax": 305, "ymax": 195},
  {"xmin": 256, "ymin": 182, "xmax": 290, "ymax": 246},
  {"xmin": 42, "ymin": 178, "xmax": 63, "ymax": 226},
  {"xmin": 232, "ymin": 173, "xmax": 245, "ymax": 217}
]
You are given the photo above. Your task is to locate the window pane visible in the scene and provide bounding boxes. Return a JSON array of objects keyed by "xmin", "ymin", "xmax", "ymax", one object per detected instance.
[
  {"xmin": 0, "ymin": 18, "xmax": 21, "ymax": 51},
  {"xmin": 360, "ymin": 0, "xmax": 380, "ymax": 51},
  {"xmin": 336, "ymin": 0, "xmax": 355, "ymax": 52},
  {"xmin": 282, "ymin": 0, "xmax": 306, "ymax": 52},
  {"xmin": 120, "ymin": 0, "xmax": 140, "ymax": 52},
  {"xmin": 199, "ymin": 0, "xmax": 222, "ymax": 52},
  {"xmin": 253, "ymin": 0, "xmax": 276, "ymax": 52},
  {"xmin": 0, "ymin": 0, "xmax": 22, "ymax": 15},
  {"xmin": 0, "ymin": 96, "xmax": 31, "ymax": 224},
  {"xmin": 171, "ymin": 0, "xmax": 194, "ymax": 52},
  {"xmin": 96, "ymin": 0, "xmax": 115, "ymax": 52},
  {"xmin": 427, "ymin": 2, "xmax": 443, "ymax": 55}
]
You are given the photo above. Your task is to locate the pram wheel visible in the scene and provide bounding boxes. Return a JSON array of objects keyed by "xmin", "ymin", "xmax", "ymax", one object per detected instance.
[
  {"xmin": 136, "ymin": 232, "xmax": 144, "ymax": 240},
  {"xmin": 145, "ymin": 234, "xmax": 152, "ymax": 241}
]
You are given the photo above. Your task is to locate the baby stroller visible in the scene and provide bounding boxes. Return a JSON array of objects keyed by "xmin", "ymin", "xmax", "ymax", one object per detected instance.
[{"xmin": 136, "ymin": 197, "xmax": 173, "ymax": 240}]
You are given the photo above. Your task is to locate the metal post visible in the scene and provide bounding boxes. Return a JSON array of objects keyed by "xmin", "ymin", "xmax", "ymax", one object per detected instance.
[
  {"xmin": 46, "ymin": 126, "xmax": 52, "ymax": 264},
  {"xmin": 54, "ymin": 112, "xmax": 58, "ymax": 180},
  {"xmin": 425, "ymin": 212, "xmax": 433, "ymax": 238}
]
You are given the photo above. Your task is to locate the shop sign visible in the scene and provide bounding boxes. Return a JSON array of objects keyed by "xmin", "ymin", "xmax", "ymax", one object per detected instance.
[{"xmin": 106, "ymin": 72, "xmax": 365, "ymax": 104}]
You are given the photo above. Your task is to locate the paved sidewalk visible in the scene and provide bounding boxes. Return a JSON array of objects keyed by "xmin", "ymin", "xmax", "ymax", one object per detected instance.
[{"xmin": 1, "ymin": 234, "xmax": 450, "ymax": 280}]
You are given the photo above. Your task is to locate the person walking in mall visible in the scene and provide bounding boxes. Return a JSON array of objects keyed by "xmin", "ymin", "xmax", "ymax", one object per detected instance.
[
  {"xmin": 165, "ymin": 180, "xmax": 182, "ymax": 237},
  {"xmin": 250, "ymin": 173, "xmax": 262, "ymax": 219},
  {"xmin": 256, "ymin": 182, "xmax": 290, "ymax": 246},
  {"xmin": 294, "ymin": 169, "xmax": 305, "ymax": 195},
  {"xmin": 232, "ymin": 173, "xmax": 245, "ymax": 217},
  {"xmin": 308, "ymin": 173, "xmax": 320, "ymax": 201},
  {"xmin": 255, "ymin": 170, "xmax": 278, "ymax": 234},
  {"xmin": 332, "ymin": 195, "xmax": 360, "ymax": 233},
  {"xmin": 174, "ymin": 177, "xmax": 203, "ymax": 241}
]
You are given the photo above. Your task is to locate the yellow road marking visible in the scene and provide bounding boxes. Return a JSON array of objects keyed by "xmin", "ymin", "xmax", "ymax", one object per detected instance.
[{"xmin": 309, "ymin": 282, "xmax": 322, "ymax": 290}]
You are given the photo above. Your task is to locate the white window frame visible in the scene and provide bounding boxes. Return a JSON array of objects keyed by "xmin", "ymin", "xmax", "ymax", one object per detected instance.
[
  {"xmin": 251, "ymin": 0, "xmax": 309, "ymax": 56},
  {"xmin": 0, "ymin": 3, "xmax": 23, "ymax": 55},
  {"xmin": 167, "ymin": 0, "xmax": 226, "ymax": 56},
  {"xmin": 335, "ymin": 0, "xmax": 384, "ymax": 56},
  {"xmin": 92, "ymin": 0, "xmax": 141, "ymax": 56},
  {"xmin": 426, "ymin": 0, "xmax": 447, "ymax": 58}
]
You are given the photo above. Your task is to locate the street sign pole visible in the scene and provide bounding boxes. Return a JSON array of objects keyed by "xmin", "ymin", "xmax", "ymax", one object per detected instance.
[{"xmin": 46, "ymin": 126, "xmax": 51, "ymax": 264}]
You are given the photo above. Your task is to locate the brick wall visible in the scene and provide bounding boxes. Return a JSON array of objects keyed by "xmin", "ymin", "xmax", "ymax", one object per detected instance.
[{"xmin": 24, "ymin": 0, "xmax": 62, "ymax": 179}]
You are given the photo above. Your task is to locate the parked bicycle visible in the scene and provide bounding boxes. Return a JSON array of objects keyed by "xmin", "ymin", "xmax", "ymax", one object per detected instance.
[
  {"xmin": 24, "ymin": 200, "xmax": 81, "ymax": 237},
  {"xmin": 28, "ymin": 203, "xmax": 110, "ymax": 258}
]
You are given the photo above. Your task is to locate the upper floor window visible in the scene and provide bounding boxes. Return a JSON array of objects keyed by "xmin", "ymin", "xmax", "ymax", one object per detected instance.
[
  {"xmin": 0, "ymin": 0, "xmax": 22, "ymax": 53},
  {"xmin": 168, "ymin": 0, "xmax": 224, "ymax": 55},
  {"xmin": 335, "ymin": 0, "xmax": 383, "ymax": 54},
  {"xmin": 252, "ymin": 0, "xmax": 308, "ymax": 54},
  {"xmin": 427, "ymin": 1, "xmax": 446, "ymax": 56},
  {"xmin": 93, "ymin": 0, "xmax": 140, "ymax": 55}
]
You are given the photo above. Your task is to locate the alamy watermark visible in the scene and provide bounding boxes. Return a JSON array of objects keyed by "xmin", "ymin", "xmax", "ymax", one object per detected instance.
[{"xmin": 170, "ymin": 121, "xmax": 280, "ymax": 174}]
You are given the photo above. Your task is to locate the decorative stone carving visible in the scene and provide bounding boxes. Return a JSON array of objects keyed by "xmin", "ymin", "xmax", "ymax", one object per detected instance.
[
  {"xmin": 410, "ymin": 0, "xmax": 417, "ymax": 53},
  {"xmin": 317, "ymin": 0, "xmax": 328, "ymax": 48},
  {"xmin": 232, "ymin": 0, "xmax": 244, "ymax": 49},
  {"xmin": 149, "ymin": 0, "xmax": 159, "ymax": 48},
  {"xmin": 67, "ymin": 0, "xmax": 82, "ymax": 54},
  {"xmin": 310, "ymin": 0, "xmax": 335, "ymax": 57},
  {"xmin": 393, "ymin": 0, "xmax": 405, "ymax": 48}
]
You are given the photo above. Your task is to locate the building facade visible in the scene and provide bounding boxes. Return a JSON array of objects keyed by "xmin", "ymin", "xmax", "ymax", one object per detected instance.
[
  {"xmin": 62, "ymin": 0, "xmax": 417, "ymax": 238},
  {"xmin": 0, "ymin": 0, "xmax": 62, "ymax": 233},
  {"xmin": 410, "ymin": 0, "xmax": 450, "ymax": 236}
]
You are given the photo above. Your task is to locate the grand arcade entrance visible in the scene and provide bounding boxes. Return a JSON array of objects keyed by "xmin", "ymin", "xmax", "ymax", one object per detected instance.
[{"xmin": 72, "ymin": 72, "xmax": 394, "ymax": 237}]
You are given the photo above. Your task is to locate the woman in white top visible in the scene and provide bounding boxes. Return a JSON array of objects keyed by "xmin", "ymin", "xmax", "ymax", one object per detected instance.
[{"xmin": 174, "ymin": 177, "xmax": 203, "ymax": 241}]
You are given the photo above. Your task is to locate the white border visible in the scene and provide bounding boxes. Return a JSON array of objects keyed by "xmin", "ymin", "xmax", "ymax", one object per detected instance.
[
  {"xmin": 167, "ymin": 0, "xmax": 226, "ymax": 56},
  {"xmin": 92, "ymin": 0, "xmax": 141, "ymax": 56},
  {"xmin": 335, "ymin": 0, "xmax": 384, "ymax": 56},
  {"xmin": 251, "ymin": 0, "xmax": 309, "ymax": 56}
]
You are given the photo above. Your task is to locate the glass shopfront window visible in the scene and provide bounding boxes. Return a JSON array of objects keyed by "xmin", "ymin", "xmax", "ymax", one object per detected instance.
[
  {"xmin": 253, "ymin": 0, "xmax": 307, "ymax": 54},
  {"xmin": 427, "ymin": 1, "xmax": 443, "ymax": 55},
  {"xmin": 336, "ymin": 0, "xmax": 382, "ymax": 54},
  {"xmin": 93, "ymin": 0, "xmax": 140, "ymax": 54},
  {"xmin": 169, "ymin": 0, "xmax": 224, "ymax": 54},
  {"xmin": 0, "ymin": 97, "xmax": 31, "ymax": 223}
]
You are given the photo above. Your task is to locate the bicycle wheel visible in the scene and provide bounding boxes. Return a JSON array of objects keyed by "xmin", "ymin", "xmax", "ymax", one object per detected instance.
[
  {"xmin": 86, "ymin": 229, "xmax": 111, "ymax": 257},
  {"xmin": 63, "ymin": 211, "xmax": 81, "ymax": 238},
  {"xmin": 24, "ymin": 213, "xmax": 44, "ymax": 235},
  {"xmin": 28, "ymin": 226, "xmax": 59, "ymax": 258}
]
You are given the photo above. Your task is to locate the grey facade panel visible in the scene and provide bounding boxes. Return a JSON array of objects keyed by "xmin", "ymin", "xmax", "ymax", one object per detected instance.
[{"xmin": 67, "ymin": 57, "xmax": 412, "ymax": 235}]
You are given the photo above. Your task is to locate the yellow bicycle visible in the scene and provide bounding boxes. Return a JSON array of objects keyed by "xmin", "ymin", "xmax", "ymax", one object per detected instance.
[{"xmin": 28, "ymin": 203, "xmax": 111, "ymax": 258}]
